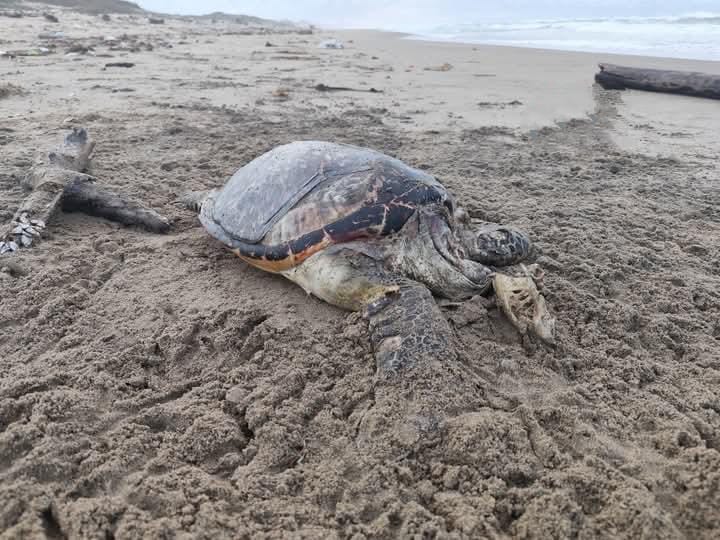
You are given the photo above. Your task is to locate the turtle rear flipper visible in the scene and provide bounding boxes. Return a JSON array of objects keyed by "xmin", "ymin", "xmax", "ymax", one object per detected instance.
[{"xmin": 494, "ymin": 264, "xmax": 556, "ymax": 346}]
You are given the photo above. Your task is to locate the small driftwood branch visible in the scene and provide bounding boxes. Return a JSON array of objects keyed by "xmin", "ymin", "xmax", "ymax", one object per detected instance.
[
  {"xmin": 595, "ymin": 63, "xmax": 720, "ymax": 100},
  {"xmin": 313, "ymin": 83, "xmax": 382, "ymax": 93},
  {"xmin": 62, "ymin": 181, "xmax": 170, "ymax": 233},
  {"xmin": 1, "ymin": 128, "xmax": 169, "ymax": 255}
]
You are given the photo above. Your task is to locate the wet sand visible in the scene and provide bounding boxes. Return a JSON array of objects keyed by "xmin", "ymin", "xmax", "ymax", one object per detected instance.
[{"xmin": 1, "ymin": 4, "xmax": 719, "ymax": 539}]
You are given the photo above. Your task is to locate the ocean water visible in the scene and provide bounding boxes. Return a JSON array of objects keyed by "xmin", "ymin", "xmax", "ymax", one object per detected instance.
[{"xmin": 413, "ymin": 14, "xmax": 720, "ymax": 61}]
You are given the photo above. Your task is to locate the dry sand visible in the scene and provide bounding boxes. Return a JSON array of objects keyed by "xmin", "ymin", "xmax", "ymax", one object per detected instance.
[{"xmin": 1, "ymin": 3, "xmax": 720, "ymax": 539}]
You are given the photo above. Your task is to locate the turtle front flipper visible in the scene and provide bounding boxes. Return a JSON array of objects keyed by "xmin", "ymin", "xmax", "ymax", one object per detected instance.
[
  {"xmin": 365, "ymin": 282, "xmax": 452, "ymax": 373},
  {"xmin": 285, "ymin": 247, "xmax": 483, "ymax": 457},
  {"xmin": 286, "ymin": 247, "xmax": 454, "ymax": 373}
]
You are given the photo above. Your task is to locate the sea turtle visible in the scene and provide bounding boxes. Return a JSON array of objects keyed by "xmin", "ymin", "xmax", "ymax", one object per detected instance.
[{"xmin": 182, "ymin": 141, "xmax": 555, "ymax": 371}]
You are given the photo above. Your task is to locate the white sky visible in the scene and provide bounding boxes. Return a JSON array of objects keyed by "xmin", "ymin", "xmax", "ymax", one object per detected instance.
[{"xmin": 137, "ymin": 1, "xmax": 720, "ymax": 29}]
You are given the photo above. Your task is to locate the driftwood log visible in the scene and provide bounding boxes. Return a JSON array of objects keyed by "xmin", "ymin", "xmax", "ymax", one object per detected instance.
[
  {"xmin": 0, "ymin": 128, "xmax": 169, "ymax": 255},
  {"xmin": 595, "ymin": 63, "xmax": 720, "ymax": 100}
]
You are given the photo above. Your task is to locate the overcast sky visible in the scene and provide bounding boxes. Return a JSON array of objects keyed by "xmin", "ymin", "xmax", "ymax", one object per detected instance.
[{"xmin": 137, "ymin": 1, "xmax": 720, "ymax": 29}]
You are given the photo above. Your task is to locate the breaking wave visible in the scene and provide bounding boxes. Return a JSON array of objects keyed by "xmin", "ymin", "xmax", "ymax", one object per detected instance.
[{"xmin": 414, "ymin": 14, "xmax": 720, "ymax": 60}]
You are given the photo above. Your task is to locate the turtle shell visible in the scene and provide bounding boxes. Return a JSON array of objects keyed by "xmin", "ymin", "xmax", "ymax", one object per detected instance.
[
  {"xmin": 199, "ymin": 141, "xmax": 450, "ymax": 271},
  {"xmin": 202, "ymin": 141, "xmax": 445, "ymax": 243}
]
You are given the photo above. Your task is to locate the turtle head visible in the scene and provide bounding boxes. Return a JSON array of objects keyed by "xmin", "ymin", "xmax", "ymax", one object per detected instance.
[
  {"xmin": 393, "ymin": 207, "xmax": 494, "ymax": 300},
  {"xmin": 450, "ymin": 205, "xmax": 533, "ymax": 268},
  {"xmin": 402, "ymin": 201, "xmax": 533, "ymax": 300}
]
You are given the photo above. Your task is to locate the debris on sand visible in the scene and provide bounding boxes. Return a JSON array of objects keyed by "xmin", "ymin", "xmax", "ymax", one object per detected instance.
[
  {"xmin": 1, "ymin": 47, "xmax": 52, "ymax": 58},
  {"xmin": 1, "ymin": 11, "xmax": 24, "ymax": 18},
  {"xmin": 318, "ymin": 38, "xmax": 344, "ymax": 49},
  {"xmin": 30, "ymin": 32, "xmax": 168, "ymax": 59},
  {"xmin": 38, "ymin": 31, "xmax": 65, "ymax": 39},
  {"xmin": 477, "ymin": 100, "xmax": 523, "ymax": 109},
  {"xmin": 314, "ymin": 83, "xmax": 382, "ymax": 93},
  {"xmin": 104, "ymin": 62, "xmax": 135, "ymax": 68},
  {"xmin": 107, "ymin": 37, "xmax": 159, "ymax": 52},
  {"xmin": 272, "ymin": 87, "xmax": 290, "ymax": 100},
  {"xmin": 43, "ymin": 12, "xmax": 59, "ymax": 23},
  {"xmin": 66, "ymin": 44, "xmax": 94, "ymax": 55},
  {"xmin": 0, "ymin": 83, "xmax": 24, "ymax": 99},
  {"xmin": 148, "ymin": 17, "xmax": 165, "ymax": 24},
  {"xmin": 270, "ymin": 54, "xmax": 319, "ymax": 61},
  {"xmin": 424, "ymin": 62, "xmax": 453, "ymax": 72}
]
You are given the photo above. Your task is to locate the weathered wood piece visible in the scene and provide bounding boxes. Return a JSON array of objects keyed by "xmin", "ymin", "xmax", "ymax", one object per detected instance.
[
  {"xmin": 62, "ymin": 181, "xmax": 170, "ymax": 233},
  {"xmin": 595, "ymin": 63, "xmax": 720, "ymax": 100},
  {"xmin": 313, "ymin": 83, "xmax": 382, "ymax": 93},
  {"xmin": 1, "ymin": 128, "xmax": 169, "ymax": 255},
  {"xmin": 1, "ymin": 128, "xmax": 95, "ymax": 254}
]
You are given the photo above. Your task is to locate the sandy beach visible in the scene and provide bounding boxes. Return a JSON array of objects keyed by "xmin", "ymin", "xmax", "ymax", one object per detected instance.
[{"xmin": 1, "ymin": 3, "xmax": 719, "ymax": 538}]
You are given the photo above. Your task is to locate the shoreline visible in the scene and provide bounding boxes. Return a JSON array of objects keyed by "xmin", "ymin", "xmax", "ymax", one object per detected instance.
[
  {"xmin": 404, "ymin": 32, "xmax": 720, "ymax": 64},
  {"xmin": 324, "ymin": 27, "xmax": 720, "ymax": 66}
]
